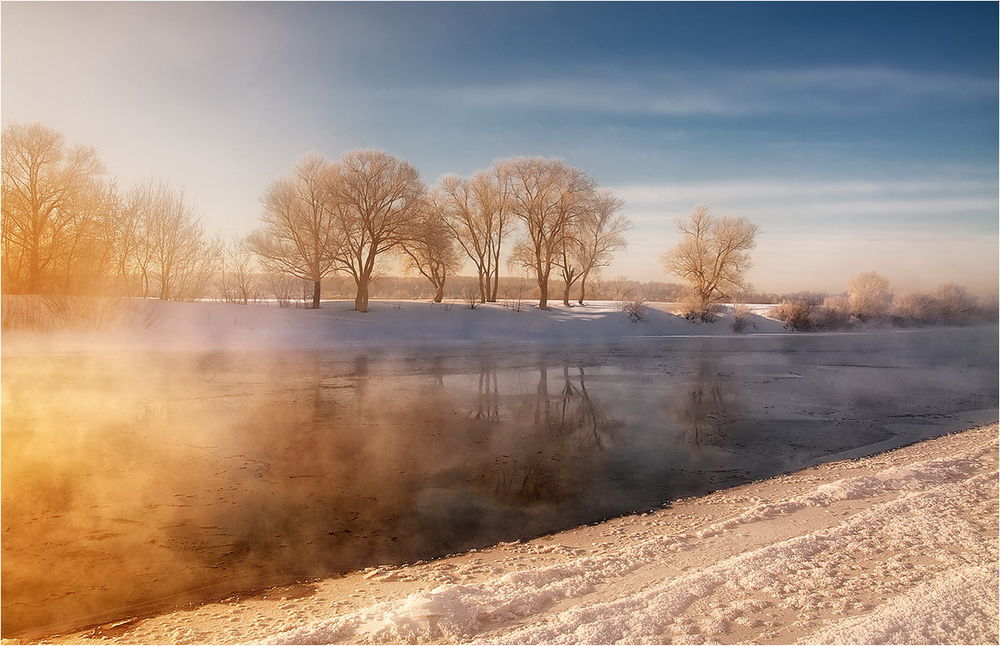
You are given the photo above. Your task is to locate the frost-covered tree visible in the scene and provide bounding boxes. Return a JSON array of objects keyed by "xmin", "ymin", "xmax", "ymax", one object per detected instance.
[
  {"xmin": 847, "ymin": 271, "xmax": 891, "ymax": 321},
  {"xmin": 662, "ymin": 206, "xmax": 758, "ymax": 316},
  {"xmin": 439, "ymin": 164, "xmax": 515, "ymax": 303},
  {"xmin": 398, "ymin": 195, "xmax": 463, "ymax": 303},
  {"xmin": 330, "ymin": 150, "xmax": 424, "ymax": 312},
  {"xmin": 572, "ymin": 189, "xmax": 629, "ymax": 305},
  {"xmin": 506, "ymin": 158, "xmax": 596, "ymax": 310},
  {"xmin": 2, "ymin": 123, "xmax": 106, "ymax": 293},
  {"xmin": 247, "ymin": 154, "xmax": 340, "ymax": 309}
]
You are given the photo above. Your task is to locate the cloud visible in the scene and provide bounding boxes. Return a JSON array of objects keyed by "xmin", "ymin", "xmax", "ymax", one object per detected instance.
[
  {"xmin": 444, "ymin": 66, "xmax": 996, "ymax": 117},
  {"xmin": 609, "ymin": 177, "xmax": 998, "ymax": 233},
  {"xmin": 612, "ymin": 179, "xmax": 996, "ymax": 205}
]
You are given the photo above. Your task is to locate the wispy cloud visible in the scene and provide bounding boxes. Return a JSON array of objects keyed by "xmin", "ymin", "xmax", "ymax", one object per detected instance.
[
  {"xmin": 613, "ymin": 178, "xmax": 997, "ymax": 205},
  {"xmin": 444, "ymin": 66, "xmax": 996, "ymax": 117}
]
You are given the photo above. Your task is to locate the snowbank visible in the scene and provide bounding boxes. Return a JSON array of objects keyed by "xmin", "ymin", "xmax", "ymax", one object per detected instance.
[
  {"xmin": 51, "ymin": 424, "xmax": 998, "ymax": 645},
  {"xmin": 2, "ymin": 299, "xmax": 788, "ymax": 355}
]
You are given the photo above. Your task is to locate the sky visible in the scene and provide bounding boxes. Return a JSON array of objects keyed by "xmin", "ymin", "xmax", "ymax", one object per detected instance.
[{"xmin": 3, "ymin": 1, "xmax": 998, "ymax": 294}]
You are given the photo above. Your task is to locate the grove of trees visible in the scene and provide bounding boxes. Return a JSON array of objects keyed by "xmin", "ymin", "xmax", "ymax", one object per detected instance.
[
  {"xmin": 3, "ymin": 121, "xmax": 994, "ymax": 329},
  {"xmin": 249, "ymin": 153, "xmax": 631, "ymax": 311},
  {"xmin": 1, "ymin": 123, "xmax": 636, "ymax": 312},
  {"xmin": 2, "ymin": 124, "xmax": 218, "ymax": 299}
]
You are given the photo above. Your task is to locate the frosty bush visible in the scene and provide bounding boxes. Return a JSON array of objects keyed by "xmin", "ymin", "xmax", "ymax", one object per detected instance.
[
  {"xmin": 618, "ymin": 296, "xmax": 649, "ymax": 323},
  {"xmin": 731, "ymin": 303, "xmax": 751, "ymax": 333},
  {"xmin": 770, "ymin": 299, "xmax": 814, "ymax": 331},
  {"xmin": 1, "ymin": 295, "xmax": 159, "ymax": 331},
  {"xmin": 680, "ymin": 291, "xmax": 720, "ymax": 322}
]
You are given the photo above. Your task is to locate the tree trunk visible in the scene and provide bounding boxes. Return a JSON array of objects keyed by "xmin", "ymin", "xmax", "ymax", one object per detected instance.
[
  {"xmin": 478, "ymin": 271, "xmax": 488, "ymax": 303},
  {"xmin": 354, "ymin": 277, "xmax": 370, "ymax": 312},
  {"xmin": 28, "ymin": 243, "xmax": 40, "ymax": 294},
  {"xmin": 311, "ymin": 279, "xmax": 322, "ymax": 309},
  {"xmin": 433, "ymin": 281, "xmax": 444, "ymax": 303},
  {"xmin": 563, "ymin": 281, "xmax": 571, "ymax": 307},
  {"xmin": 538, "ymin": 274, "xmax": 549, "ymax": 310},
  {"xmin": 489, "ymin": 267, "xmax": 499, "ymax": 302},
  {"xmin": 578, "ymin": 271, "xmax": 589, "ymax": 305}
]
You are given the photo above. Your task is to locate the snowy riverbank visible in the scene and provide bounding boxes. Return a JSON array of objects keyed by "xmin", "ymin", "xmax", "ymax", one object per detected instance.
[
  {"xmin": 2, "ymin": 299, "xmax": 790, "ymax": 355},
  {"xmin": 42, "ymin": 423, "xmax": 997, "ymax": 645}
]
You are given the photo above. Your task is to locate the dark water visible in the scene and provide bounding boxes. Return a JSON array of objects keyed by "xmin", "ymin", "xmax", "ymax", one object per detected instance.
[{"xmin": 2, "ymin": 326, "xmax": 997, "ymax": 637}]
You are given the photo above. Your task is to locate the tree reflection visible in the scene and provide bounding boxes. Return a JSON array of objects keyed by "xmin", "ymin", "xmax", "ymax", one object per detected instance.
[
  {"xmin": 666, "ymin": 357, "xmax": 737, "ymax": 451},
  {"xmin": 476, "ymin": 361, "xmax": 619, "ymax": 504}
]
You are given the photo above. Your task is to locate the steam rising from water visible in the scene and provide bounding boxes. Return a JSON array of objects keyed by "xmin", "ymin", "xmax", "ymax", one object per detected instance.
[{"xmin": 2, "ymin": 327, "xmax": 997, "ymax": 638}]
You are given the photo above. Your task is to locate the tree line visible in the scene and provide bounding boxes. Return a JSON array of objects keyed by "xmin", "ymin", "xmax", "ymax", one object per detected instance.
[
  {"xmin": 2, "ymin": 124, "xmax": 218, "ymax": 300},
  {"xmin": 3, "ymin": 122, "xmax": 994, "ymax": 323},
  {"xmin": 248, "ymin": 152, "xmax": 631, "ymax": 311},
  {"xmin": 770, "ymin": 271, "xmax": 996, "ymax": 329},
  {"xmin": 2, "ymin": 124, "xmax": 632, "ymax": 312}
]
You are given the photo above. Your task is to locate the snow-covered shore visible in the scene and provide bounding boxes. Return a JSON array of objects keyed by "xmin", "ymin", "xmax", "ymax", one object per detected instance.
[
  {"xmin": 3, "ymin": 299, "xmax": 788, "ymax": 355},
  {"xmin": 45, "ymin": 423, "xmax": 998, "ymax": 645}
]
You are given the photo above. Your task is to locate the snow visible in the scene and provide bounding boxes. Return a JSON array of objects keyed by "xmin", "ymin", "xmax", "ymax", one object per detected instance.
[
  {"xmin": 2, "ymin": 299, "xmax": 789, "ymax": 355},
  {"xmin": 801, "ymin": 564, "xmax": 998, "ymax": 644},
  {"xmin": 49, "ymin": 423, "xmax": 999, "ymax": 645}
]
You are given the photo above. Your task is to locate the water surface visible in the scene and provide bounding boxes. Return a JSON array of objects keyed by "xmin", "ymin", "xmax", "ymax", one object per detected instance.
[{"xmin": 3, "ymin": 327, "xmax": 997, "ymax": 637}]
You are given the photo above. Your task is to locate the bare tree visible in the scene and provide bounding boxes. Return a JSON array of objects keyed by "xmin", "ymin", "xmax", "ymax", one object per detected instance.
[
  {"xmin": 847, "ymin": 271, "xmax": 891, "ymax": 321},
  {"xmin": 439, "ymin": 163, "xmax": 514, "ymax": 303},
  {"xmin": 505, "ymin": 158, "xmax": 596, "ymax": 309},
  {"xmin": 553, "ymin": 233, "xmax": 584, "ymax": 307},
  {"xmin": 142, "ymin": 184, "xmax": 218, "ymax": 300},
  {"xmin": 2, "ymin": 123, "xmax": 104, "ymax": 293},
  {"xmin": 247, "ymin": 154, "xmax": 340, "ymax": 309},
  {"xmin": 398, "ymin": 195, "xmax": 462, "ymax": 302},
  {"xmin": 662, "ymin": 206, "xmax": 758, "ymax": 316},
  {"xmin": 218, "ymin": 236, "xmax": 260, "ymax": 304},
  {"xmin": 573, "ymin": 189, "xmax": 629, "ymax": 305},
  {"xmin": 330, "ymin": 150, "xmax": 424, "ymax": 312},
  {"xmin": 934, "ymin": 283, "xmax": 978, "ymax": 324},
  {"xmin": 49, "ymin": 177, "xmax": 121, "ymax": 294},
  {"xmin": 263, "ymin": 272, "xmax": 303, "ymax": 308}
]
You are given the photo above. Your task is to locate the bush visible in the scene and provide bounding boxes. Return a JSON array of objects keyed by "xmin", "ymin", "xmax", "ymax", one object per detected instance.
[
  {"xmin": 2, "ymin": 295, "xmax": 159, "ymax": 332},
  {"xmin": 890, "ymin": 292, "xmax": 939, "ymax": 325},
  {"xmin": 935, "ymin": 284, "xmax": 979, "ymax": 324},
  {"xmin": 731, "ymin": 303, "xmax": 751, "ymax": 333},
  {"xmin": 617, "ymin": 296, "xmax": 649, "ymax": 323},
  {"xmin": 679, "ymin": 292, "xmax": 720, "ymax": 322},
  {"xmin": 770, "ymin": 299, "xmax": 814, "ymax": 331}
]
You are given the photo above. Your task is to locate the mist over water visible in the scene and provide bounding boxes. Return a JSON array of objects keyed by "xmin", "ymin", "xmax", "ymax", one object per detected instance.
[{"xmin": 2, "ymin": 326, "xmax": 997, "ymax": 638}]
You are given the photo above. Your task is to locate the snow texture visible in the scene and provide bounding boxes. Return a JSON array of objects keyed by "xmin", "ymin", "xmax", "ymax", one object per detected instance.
[{"xmin": 259, "ymin": 426, "xmax": 998, "ymax": 645}]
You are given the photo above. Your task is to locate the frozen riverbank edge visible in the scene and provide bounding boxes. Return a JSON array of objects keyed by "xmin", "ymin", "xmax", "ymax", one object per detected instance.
[
  {"xmin": 0, "ymin": 299, "xmax": 813, "ymax": 356},
  {"xmin": 38, "ymin": 423, "xmax": 997, "ymax": 645}
]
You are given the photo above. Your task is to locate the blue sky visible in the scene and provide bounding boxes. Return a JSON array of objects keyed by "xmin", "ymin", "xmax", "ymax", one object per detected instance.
[{"xmin": 3, "ymin": 2, "xmax": 998, "ymax": 292}]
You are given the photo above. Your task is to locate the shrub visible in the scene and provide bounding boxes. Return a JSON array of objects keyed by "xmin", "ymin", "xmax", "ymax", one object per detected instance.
[
  {"xmin": 890, "ymin": 292, "xmax": 939, "ymax": 325},
  {"xmin": 679, "ymin": 292, "xmax": 719, "ymax": 322},
  {"xmin": 731, "ymin": 303, "xmax": 751, "ymax": 333},
  {"xmin": 770, "ymin": 299, "xmax": 814, "ymax": 331},
  {"xmin": 617, "ymin": 296, "xmax": 649, "ymax": 323},
  {"xmin": 935, "ymin": 283, "xmax": 978, "ymax": 324},
  {"xmin": 2, "ymin": 295, "xmax": 159, "ymax": 332}
]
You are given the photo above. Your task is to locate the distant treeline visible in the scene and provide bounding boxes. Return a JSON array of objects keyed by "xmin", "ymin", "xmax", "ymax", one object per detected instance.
[{"xmin": 257, "ymin": 274, "xmax": 782, "ymax": 305}]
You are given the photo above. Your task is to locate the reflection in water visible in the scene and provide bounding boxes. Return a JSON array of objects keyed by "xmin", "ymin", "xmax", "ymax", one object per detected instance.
[
  {"xmin": 475, "ymin": 364, "xmax": 619, "ymax": 505},
  {"xmin": 667, "ymin": 357, "xmax": 739, "ymax": 452},
  {"xmin": 2, "ymin": 327, "xmax": 997, "ymax": 638}
]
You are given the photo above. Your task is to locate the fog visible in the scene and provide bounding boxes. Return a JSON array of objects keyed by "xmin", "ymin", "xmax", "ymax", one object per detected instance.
[{"xmin": 2, "ymin": 327, "xmax": 997, "ymax": 638}]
